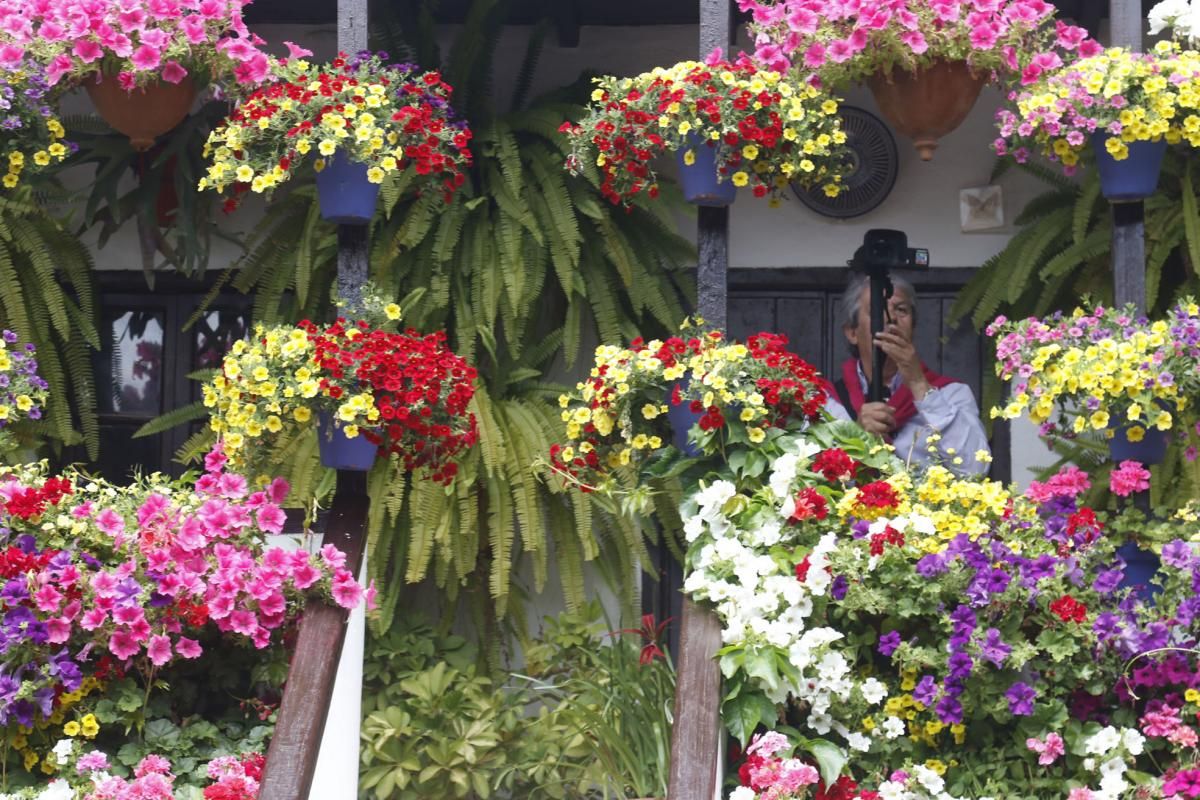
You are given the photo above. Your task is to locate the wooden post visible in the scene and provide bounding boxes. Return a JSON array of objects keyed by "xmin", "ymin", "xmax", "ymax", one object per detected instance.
[
  {"xmin": 1111, "ymin": 0, "xmax": 1147, "ymax": 313},
  {"xmin": 258, "ymin": 3, "xmax": 372, "ymax": 797},
  {"xmin": 668, "ymin": 4, "xmax": 733, "ymax": 800}
]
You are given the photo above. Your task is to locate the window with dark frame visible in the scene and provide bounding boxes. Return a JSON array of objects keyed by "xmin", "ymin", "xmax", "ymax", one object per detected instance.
[{"xmin": 63, "ymin": 274, "xmax": 252, "ymax": 482}]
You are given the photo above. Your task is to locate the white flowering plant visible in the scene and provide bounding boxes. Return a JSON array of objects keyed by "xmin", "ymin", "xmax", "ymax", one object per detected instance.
[{"xmin": 685, "ymin": 419, "xmax": 1200, "ymax": 800}]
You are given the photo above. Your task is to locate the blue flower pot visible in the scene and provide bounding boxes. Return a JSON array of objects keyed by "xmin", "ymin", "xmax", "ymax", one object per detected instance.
[
  {"xmin": 317, "ymin": 412, "xmax": 379, "ymax": 471},
  {"xmin": 1108, "ymin": 422, "xmax": 1168, "ymax": 465},
  {"xmin": 1116, "ymin": 541, "xmax": 1161, "ymax": 601},
  {"xmin": 1091, "ymin": 133, "xmax": 1167, "ymax": 202},
  {"xmin": 677, "ymin": 135, "xmax": 736, "ymax": 207},
  {"xmin": 315, "ymin": 151, "xmax": 381, "ymax": 224},
  {"xmin": 666, "ymin": 386, "xmax": 704, "ymax": 457}
]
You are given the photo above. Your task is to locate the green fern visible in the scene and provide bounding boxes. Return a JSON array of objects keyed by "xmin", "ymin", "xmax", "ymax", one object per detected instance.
[{"xmin": 0, "ymin": 186, "xmax": 99, "ymax": 457}]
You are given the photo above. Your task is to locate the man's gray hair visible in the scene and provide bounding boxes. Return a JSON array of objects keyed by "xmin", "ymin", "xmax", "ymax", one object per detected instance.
[{"xmin": 839, "ymin": 272, "xmax": 918, "ymax": 331}]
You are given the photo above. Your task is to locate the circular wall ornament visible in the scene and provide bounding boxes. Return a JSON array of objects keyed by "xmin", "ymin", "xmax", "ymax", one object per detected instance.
[{"xmin": 793, "ymin": 105, "xmax": 899, "ymax": 219}]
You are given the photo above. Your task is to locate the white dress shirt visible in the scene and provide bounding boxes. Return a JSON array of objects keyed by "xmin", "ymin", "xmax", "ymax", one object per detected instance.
[{"xmin": 825, "ymin": 363, "xmax": 992, "ymax": 477}]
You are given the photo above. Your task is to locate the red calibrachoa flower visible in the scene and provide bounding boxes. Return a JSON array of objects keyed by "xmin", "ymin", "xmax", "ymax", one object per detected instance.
[
  {"xmin": 304, "ymin": 319, "xmax": 479, "ymax": 484},
  {"xmin": 563, "ymin": 59, "xmax": 847, "ymax": 206},
  {"xmin": 202, "ymin": 51, "xmax": 473, "ymax": 208},
  {"xmin": 1049, "ymin": 594, "xmax": 1088, "ymax": 623}
]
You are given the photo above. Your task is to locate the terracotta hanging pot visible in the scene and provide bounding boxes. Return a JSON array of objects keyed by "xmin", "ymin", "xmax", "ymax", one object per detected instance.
[
  {"xmin": 867, "ymin": 60, "xmax": 986, "ymax": 161},
  {"xmin": 85, "ymin": 73, "xmax": 197, "ymax": 152}
]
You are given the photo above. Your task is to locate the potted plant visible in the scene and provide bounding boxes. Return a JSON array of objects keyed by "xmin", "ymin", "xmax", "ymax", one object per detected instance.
[
  {"xmin": 0, "ymin": 61, "xmax": 72, "ymax": 189},
  {"xmin": 739, "ymin": 0, "xmax": 1098, "ymax": 160},
  {"xmin": 996, "ymin": 41, "xmax": 1200, "ymax": 200},
  {"xmin": 987, "ymin": 299, "xmax": 1200, "ymax": 463},
  {"xmin": 562, "ymin": 59, "xmax": 848, "ymax": 207},
  {"xmin": 204, "ymin": 297, "xmax": 477, "ymax": 478},
  {"xmin": 549, "ymin": 322, "xmax": 829, "ymax": 493},
  {"xmin": 0, "ymin": 331, "xmax": 49, "ymax": 462},
  {"xmin": 0, "ymin": 455, "xmax": 369, "ymax": 794},
  {"xmin": 201, "ymin": 50, "xmax": 474, "ymax": 224},
  {"xmin": 2, "ymin": 0, "xmax": 271, "ymax": 151}
]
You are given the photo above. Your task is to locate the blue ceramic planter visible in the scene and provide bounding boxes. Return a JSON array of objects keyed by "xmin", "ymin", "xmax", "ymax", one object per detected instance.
[
  {"xmin": 1108, "ymin": 421, "xmax": 1168, "ymax": 465},
  {"xmin": 1091, "ymin": 132, "xmax": 1167, "ymax": 202},
  {"xmin": 1116, "ymin": 541, "xmax": 1162, "ymax": 601},
  {"xmin": 666, "ymin": 387, "xmax": 704, "ymax": 457},
  {"xmin": 317, "ymin": 412, "xmax": 379, "ymax": 471},
  {"xmin": 677, "ymin": 136, "xmax": 736, "ymax": 207},
  {"xmin": 315, "ymin": 151, "xmax": 381, "ymax": 224}
]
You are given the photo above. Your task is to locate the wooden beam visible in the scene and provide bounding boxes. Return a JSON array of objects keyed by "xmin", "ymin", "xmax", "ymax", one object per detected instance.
[
  {"xmin": 258, "ymin": 471, "xmax": 369, "ymax": 800},
  {"xmin": 337, "ymin": 0, "xmax": 369, "ymax": 52},
  {"xmin": 668, "ymin": 4, "xmax": 732, "ymax": 800},
  {"xmin": 1110, "ymin": 0, "xmax": 1147, "ymax": 315},
  {"xmin": 1109, "ymin": 0, "xmax": 1144, "ymax": 50}
]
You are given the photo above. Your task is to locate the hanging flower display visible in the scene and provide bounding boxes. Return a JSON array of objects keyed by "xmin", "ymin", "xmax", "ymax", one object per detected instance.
[
  {"xmin": 0, "ymin": 0, "xmax": 271, "ymax": 91},
  {"xmin": 995, "ymin": 41, "xmax": 1200, "ymax": 174},
  {"xmin": 988, "ymin": 299, "xmax": 1200, "ymax": 445},
  {"xmin": 735, "ymin": 0, "xmax": 1095, "ymax": 87},
  {"xmin": 200, "ymin": 50, "xmax": 473, "ymax": 211},
  {"xmin": 562, "ymin": 59, "xmax": 848, "ymax": 206},
  {"xmin": 0, "ymin": 62, "xmax": 71, "ymax": 190},
  {"xmin": 550, "ymin": 320, "xmax": 828, "ymax": 491},
  {"xmin": 204, "ymin": 299, "xmax": 477, "ymax": 483},
  {"xmin": 0, "ymin": 331, "xmax": 48, "ymax": 456}
]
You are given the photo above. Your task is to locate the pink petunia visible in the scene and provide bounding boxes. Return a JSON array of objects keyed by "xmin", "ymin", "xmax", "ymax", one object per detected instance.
[
  {"xmin": 95, "ymin": 508, "xmax": 126, "ymax": 538},
  {"xmin": 290, "ymin": 562, "xmax": 321, "ymax": 590},
  {"xmin": 365, "ymin": 581, "xmax": 378, "ymax": 611},
  {"xmin": 218, "ymin": 472, "xmax": 248, "ymax": 499},
  {"xmin": 331, "ymin": 578, "xmax": 363, "ymax": 609},
  {"xmin": 113, "ymin": 604, "xmax": 146, "ymax": 626},
  {"xmin": 130, "ymin": 44, "xmax": 161, "ymax": 72},
  {"xmin": 204, "ymin": 446, "xmax": 228, "ymax": 474},
  {"xmin": 228, "ymin": 609, "xmax": 258, "ymax": 635},
  {"xmin": 109, "ymin": 629, "xmax": 141, "ymax": 660},
  {"xmin": 0, "ymin": 43, "xmax": 24, "ymax": 69},
  {"xmin": 827, "ymin": 39, "xmax": 854, "ymax": 63},
  {"xmin": 175, "ymin": 636, "xmax": 202, "ymax": 659},
  {"xmin": 161, "ymin": 60, "xmax": 187, "ymax": 84},
  {"xmin": 969, "ymin": 23, "xmax": 999, "ymax": 50},
  {"xmin": 146, "ymin": 635, "xmax": 172, "ymax": 666},
  {"xmin": 283, "ymin": 41, "xmax": 313, "ymax": 59},
  {"xmin": 901, "ymin": 30, "xmax": 928, "ymax": 54},
  {"xmin": 33, "ymin": 583, "xmax": 62, "ymax": 613},
  {"xmin": 266, "ymin": 477, "xmax": 290, "ymax": 504},
  {"xmin": 803, "ymin": 42, "xmax": 826, "ymax": 69},
  {"xmin": 320, "ymin": 543, "xmax": 347, "ymax": 570},
  {"xmin": 258, "ymin": 592, "xmax": 286, "ymax": 616},
  {"xmin": 46, "ymin": 54, "xmax": 75, "ymax": 85},
  {"xmin": 80, "ymin": 608, "xmax": 108, "ymax": 630},
  {"xmin": 47, "ymin": 618, "xmax": 71, "ymax": 644},
  {"xmin": 256, "ymin": 503, "xmax": 286, "ymax": 534}
]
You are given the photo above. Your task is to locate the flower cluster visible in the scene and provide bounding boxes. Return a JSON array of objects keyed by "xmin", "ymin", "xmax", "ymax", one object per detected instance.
[
  {"xmin": 562, "ymin": 59, "xmax": 847, "ymax": 206},
  {"xmin": 995, "ymin": 41, "xmax": 1200, "ymax": 171},
  {"xmin": 0, "ymin": 454, "xmax": 369, "ymax": 739},
  {"xmin": 728, "ymin": 731, "xmax": 826, "ymax": 800},
  {"xmin": 736, "ymin": 0, "xmax": 1095, "ymax": 88},
  {"xmin": 0, "ymin": 332, "xmax": 48, "ymax": 455},
  {"xmin": 0, "ymin": 64, "xmax": 70, "ymax": 190},
  {"xmin": 204, "ymin": 309, "xmax": 477, "ymax": 484},
  {"xmin": 685, "ymin": 412, "xmax": 1200, "ymax": 798},
  {"xmin": 1150, "ymin": 0, "xmax": 1200, "ymax": 46},
  {"xmin": 0, "ymin": 0, "xmax": 272, "ymax": 91},
  {"xmin": 201, "ymin": 50, "xmax": 473, "ymax": 207},
  {"xmin": 988, "ymin": 299, "xmax": 1200, "ymax": 442},
  {"xmin": 550, "ymin": 322, "xmax": 828, "ymax": 491}
]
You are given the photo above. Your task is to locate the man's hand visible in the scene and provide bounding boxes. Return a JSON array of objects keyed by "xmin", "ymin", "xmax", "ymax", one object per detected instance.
[
  {"xmin": 859, "ymin": 402, "xmax": 896, "ymax": 437},
  {"xmin": 874, "ymin": 323, "xmax": 930, "ymax": 400}
]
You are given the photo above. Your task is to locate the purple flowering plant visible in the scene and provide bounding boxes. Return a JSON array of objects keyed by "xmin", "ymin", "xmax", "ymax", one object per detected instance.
[
  {"xmin": 0, "ymin": 65, "xmax": 71, "ymax": 190},
  {"xmin": 0, "ymin": 332, "xmax": 49, "ymax": 457}
]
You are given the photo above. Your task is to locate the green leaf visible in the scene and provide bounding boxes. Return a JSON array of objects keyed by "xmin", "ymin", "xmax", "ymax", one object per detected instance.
[{"xmin": 806, "ymin": 739, "xmax": 848, "ymax": 788}]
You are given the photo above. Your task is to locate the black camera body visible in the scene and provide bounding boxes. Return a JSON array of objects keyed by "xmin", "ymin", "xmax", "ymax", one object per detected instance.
[{"xmin": 851, "ymin": 229, "xmax": 930, "ymax": 274}]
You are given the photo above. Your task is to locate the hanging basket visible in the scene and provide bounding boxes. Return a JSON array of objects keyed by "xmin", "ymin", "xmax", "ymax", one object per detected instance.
[
  {"xmin": 867, "ymin": 60, "xmax": 986, "ymax": 161},
  {"xmin": 1108, "ymin": 421, "xmax": 1169, "ymax": 465},
  {"xmin": 1116, "ymin": 541, "xmax": 1162, "ymax": 602},
  {"xmin": 317, "ymin": 412, "xmax": 379, "ymax": 471},
  {"xmin": 315, "ymin": 151, "xmax": 381, "ymax": 224},
  {"xmin": 677, "ymin": 135, "xmax": 737, "ymax": 206},
  {"xmin": 85, "ymin": 74, "xmax": 196, "ymax": 152},
  {"xmin": 1091, "ymin": 133, "xmax": 1167, "ymax": 202}
]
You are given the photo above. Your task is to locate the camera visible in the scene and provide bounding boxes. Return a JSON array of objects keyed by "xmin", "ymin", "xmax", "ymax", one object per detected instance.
[{"xmin": 850, "ymin": 229, "xmax": 930, "ymax": 273}]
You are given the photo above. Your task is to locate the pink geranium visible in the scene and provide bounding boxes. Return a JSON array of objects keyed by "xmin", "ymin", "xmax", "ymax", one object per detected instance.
[{"xmin": 1110, "ymin": 460, "xmax": 1152, "ymax": 497}]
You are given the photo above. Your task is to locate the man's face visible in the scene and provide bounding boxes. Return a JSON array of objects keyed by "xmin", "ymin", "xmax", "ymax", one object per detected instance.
[{"xmin": 844, "ymin": 285, "xmax": 915, "ymax": 374}]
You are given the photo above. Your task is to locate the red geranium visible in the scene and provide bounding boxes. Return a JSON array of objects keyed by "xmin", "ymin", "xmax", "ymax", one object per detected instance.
[
  {"xmin": 812, "ymin": 447, "xmax": 857, "ymax": 482},
  {"xmin": 790, "ymin": 487, "xmax": 829, "ymax": 523},
  {"xmin": 1049, "ymin": 594, "xmax": 1088, "ymax": 623}
]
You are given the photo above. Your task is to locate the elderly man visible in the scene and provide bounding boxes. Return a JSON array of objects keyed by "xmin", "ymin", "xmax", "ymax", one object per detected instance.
[{"xmin": 825, "ymin": 273, "xmax": 991, "ymax": 477}]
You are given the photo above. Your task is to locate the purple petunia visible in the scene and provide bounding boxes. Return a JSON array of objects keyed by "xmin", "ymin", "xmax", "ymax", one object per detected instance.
[
  {"xmin": 979, "ymin": 628, "xmax": 1011, "ymax": 667},
  {"xmin": 1006, "ymin": 681, "xmax": 1037, "ymax": 716},
  {"xmin": 878, "ymin": 630, "xmax": 902, "ymax": 657}
]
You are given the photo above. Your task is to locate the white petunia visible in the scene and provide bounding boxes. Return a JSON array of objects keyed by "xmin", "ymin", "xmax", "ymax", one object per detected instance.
[
  {"xmin": 1121, "ymin": 727, "xmax": 1145, "ymax": 755},
  {"xmin": 50, "ymin": 738, "xmax": 73, "ymax": 766},
  {"xmin": 845, "ymin": 731, "xmax": 872, "ymax": 752},
  {"xmin": 912, "ymin": 765, "xmax": 945, "ymax": 794},
  {"xmin": 729, "ymin": 787, "xmax": 757, "ymax": 800},
  {"xmin": 881, "ymin": 716, "xmax": 906, "ymax": 738},
  {"xmin": 1085, "ymin": 725, "xmax": 1122, "ymax": 755},
  {"xmin": 860, "ymin": 677, "xmax": 888, "ymax": 704},
  {"xmin": 35, "ymin": 781, "xmax": 74, "ymax": 800}
]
